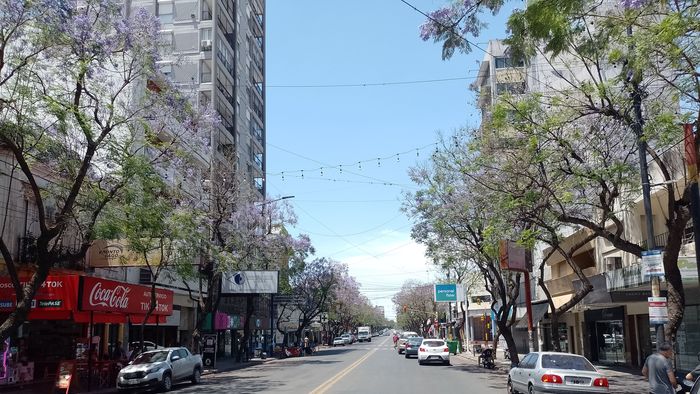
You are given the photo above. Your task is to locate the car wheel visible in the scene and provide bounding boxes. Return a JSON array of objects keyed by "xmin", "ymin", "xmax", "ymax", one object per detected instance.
[
  {"xmin": 507, "ymin": 378, "xmax": 515, "ymax": 394},
  {"xmin": 418, "ymin": 360, "xmax": 424, "ymax": 365},
  {"xmin": 443, "ymin": 360, "xmax": 450, "ymax": 366},
  {"xmin": 161, "ymin": 372, "xmax": 172, "ymax": 392},
  {"xmin": 405, "ymin": 353, "xmax": 409, "ymax": 359},
  {"xmin": 528, "ymin": 384, "xmax": 535, "ymax": 394},
  {"xmin": 191, "ymin": 367, "xmax": 201, "ymax": 384}
]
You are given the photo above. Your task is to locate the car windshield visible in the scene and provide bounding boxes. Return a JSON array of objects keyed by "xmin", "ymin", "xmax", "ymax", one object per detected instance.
[
  {"xmin": 132, "ymin": 350, "xmax": 168, "ymax": 365},
  {"xmin": 408, "ymin": 337, "xmax": 423, "ymax": 344},
  {"xmin": 334, "ymin": 337, "xmax": 343, "ymax": 340},
  {"xmin": 423, "ymin": 340, "xmax": 445, "ymax": 347},
  {"xmin": 541, "ymin": 354, "xmax": 596, "ymax": 371}
]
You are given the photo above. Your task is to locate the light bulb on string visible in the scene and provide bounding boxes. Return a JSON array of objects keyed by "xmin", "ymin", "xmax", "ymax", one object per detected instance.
[
  {"xmin": 416, "ymin": 149, "xmax": 419, "ymax": 157},
  {"xmin": 358, "ymin": 161, "xmax": 362, "ymax": 170},
  {"xmin": 377, "ymin": 158, "xmax": 381, "ymax": 167},
  {"xmin": 281, "ymin": 172, "xmax": 285, "ymax": 181},
  {"xmin": 320, "ymin": 167, "xmax": 324, "ymax": 176},
  {"xmin": 339, "ymin": 165, "xmax": 343, "ymax": 174},
  {"xmin": 396, "ymin": 154, "xmax": 400, "ymax": 162},
  {"xmin": 301, "ymin": 170, "xmax": 304, "ymax": 179}
]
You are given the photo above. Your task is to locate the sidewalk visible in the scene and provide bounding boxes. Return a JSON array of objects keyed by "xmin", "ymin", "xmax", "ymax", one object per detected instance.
[{"xmin": 455, "ymin": 351, "xmax": 649, "ymax": 394}]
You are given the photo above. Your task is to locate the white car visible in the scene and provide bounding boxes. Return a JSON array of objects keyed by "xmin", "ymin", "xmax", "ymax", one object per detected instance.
[
  {"xmin": 417, "ymin": 339, "xmax": 450, "ymax": 366},
  {"xmin": 340, "ymin": 334, "xmax": 351, "ymax": 345},
  {"xmin": 333, "ymin": 337, "xmax": 346, "ymax": 346},
  {"xmin": 507, "ymin": 352, "xmax": 609, "ymax": 394},
  {"xmin": 117, "ymin": 347, "xmax": 202, "ymax": 392}
]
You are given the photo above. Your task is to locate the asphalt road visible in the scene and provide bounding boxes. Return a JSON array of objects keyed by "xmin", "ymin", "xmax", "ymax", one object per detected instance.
[{"xmin": 168, "ymin": 336, "xmax": 506, "ymax": 394}]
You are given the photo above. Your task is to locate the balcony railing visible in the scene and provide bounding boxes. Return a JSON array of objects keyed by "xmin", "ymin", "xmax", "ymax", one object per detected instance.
[
  {"xmin": 641, "ymin": 221, "xmax": 695, "ymax": 249},
  {"xmin": 201, "ymin": 9, "xmax": 212, "ymax": 21}
]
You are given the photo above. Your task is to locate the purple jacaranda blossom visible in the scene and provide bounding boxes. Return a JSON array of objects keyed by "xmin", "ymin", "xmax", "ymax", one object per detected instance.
[{"xmin": 619, "ymin": 0, "xmax": 651, "ymax": 8}]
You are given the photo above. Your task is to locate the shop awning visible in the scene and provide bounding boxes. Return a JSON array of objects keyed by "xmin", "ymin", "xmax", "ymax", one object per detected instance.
[
  {"xmin": 0, "ymin": 273, "xmax": 172, "ymax": 324},
  {"xmin": 515, "ymin": 302, "xmax": 549, "ymax": 329}
]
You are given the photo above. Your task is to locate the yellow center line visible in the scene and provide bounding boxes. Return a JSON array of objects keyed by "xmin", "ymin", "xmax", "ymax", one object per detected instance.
[{"xmin": 309, "ymin": 337, "xmax": 389, "ymax": 394}]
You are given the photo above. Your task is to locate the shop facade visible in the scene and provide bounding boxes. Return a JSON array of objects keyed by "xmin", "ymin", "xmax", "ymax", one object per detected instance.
[{"xmin": 0, "ymin": 273, "xmax": 173, "ymax": 392}]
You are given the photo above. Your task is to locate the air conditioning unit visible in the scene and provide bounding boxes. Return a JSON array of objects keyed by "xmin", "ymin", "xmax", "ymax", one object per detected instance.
[{"xmin": 201, "ymin": 40, "xmax": 212, "ymax": 50}]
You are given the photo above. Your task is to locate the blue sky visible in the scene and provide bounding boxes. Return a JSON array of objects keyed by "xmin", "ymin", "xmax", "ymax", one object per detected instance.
[{"xmin": 266, "ymin": 0, "xmax": 519, "ymax": 320}]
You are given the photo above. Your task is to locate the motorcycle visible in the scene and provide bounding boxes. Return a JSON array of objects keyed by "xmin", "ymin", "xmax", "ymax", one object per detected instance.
[{"xmin": 480, "ymin": 348, "xmax": 496, "ymax": 369}]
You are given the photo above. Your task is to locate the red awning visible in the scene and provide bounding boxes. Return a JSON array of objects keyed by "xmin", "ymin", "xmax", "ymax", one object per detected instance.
[{"xmin": 0, "ymin": 274, "xmax": 172, "ymax": 324}]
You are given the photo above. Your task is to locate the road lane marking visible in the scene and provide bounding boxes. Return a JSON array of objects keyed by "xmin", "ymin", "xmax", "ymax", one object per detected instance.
[{"xmin": 309, "ymin": 337, "xmax": 388, "ymax": 394}]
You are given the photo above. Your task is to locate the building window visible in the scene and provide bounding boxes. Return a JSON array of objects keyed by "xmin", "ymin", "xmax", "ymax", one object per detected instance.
[
  {"xmin": 156, "ymin": 1, "xmax": 174, "ymax": 24},
  {"xmin": 495, "ymin": 56, "xmax": 524, "ymax": 69},
  {"xmin": 496, "ymin": 82, "xmax": 526, "ymax": 95},
  {"xmin": 200, "ymin": 28, "xmax": 212, "ymax": 51}
]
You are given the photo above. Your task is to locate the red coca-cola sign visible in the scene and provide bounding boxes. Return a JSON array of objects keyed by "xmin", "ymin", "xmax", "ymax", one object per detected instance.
[{"xmin": 79, "ymin": 276, "xmax": 173, "ymax": 316}]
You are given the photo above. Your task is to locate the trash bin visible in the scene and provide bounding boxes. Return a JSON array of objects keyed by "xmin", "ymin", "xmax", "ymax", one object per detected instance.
[{"xmin": 446, "ymin": 340, "xmax": 459, "ymax": 355}]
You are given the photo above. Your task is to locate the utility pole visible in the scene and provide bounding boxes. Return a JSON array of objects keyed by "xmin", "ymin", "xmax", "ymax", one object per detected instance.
[{"xmin": 628, "ymin": 25, "xmax": 664, "ymax": 349}]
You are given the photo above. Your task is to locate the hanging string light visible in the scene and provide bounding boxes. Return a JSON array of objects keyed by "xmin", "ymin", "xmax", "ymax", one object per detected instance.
[{"xmin": 266, "ymin": 142, "xmax": 438, "ymax": 176}]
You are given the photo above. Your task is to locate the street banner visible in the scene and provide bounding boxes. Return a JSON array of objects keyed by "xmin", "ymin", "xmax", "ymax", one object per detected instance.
[
  {"xmin": 648, "ymin": 297, "xmax": 669, "ymax": 325},
  {"xmin": 642, "ymin": 250, "xmax": 664, "ymax": 277},
  {"xmin": 434, "ymin": 284, "xmax": 458, "ymax": 302}
]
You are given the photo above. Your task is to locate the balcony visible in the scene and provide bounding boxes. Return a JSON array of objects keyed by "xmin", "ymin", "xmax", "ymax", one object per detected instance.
[
  {"xmin": 201, "ymin": 9, "xmax": 212, "ymax": 21},
  {"xmin": 250, "ymin": 13, "xmax": 263, "ymax": 37},
  {"xmin": 641, "ymin": 221, "xmax": 695, "ymax": 249},
  {"xmin": 250, "ymin": 121, "xmax": 263, "ymax": 144},
  {"xmin": 544, "ymin": 267, "xmax": 598, "ymax": 297},
  {"xmin": 216, "ymin": 50, "xmax": 235, "ymax": 77}
]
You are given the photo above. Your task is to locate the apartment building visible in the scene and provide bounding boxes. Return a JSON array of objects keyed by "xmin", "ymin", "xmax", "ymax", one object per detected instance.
[
  {"xmin": 131, "ymin": 0, "xmax": 266, "ymax": 196},
  {"xmin": 474, "ymin": 38, "xmax": 700, "ymax": 370}
]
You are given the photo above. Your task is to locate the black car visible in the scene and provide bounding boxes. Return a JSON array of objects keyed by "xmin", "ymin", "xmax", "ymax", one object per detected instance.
[{"xmin": 404, "ymin": 337, "xmax": 424, "ymax": 358}]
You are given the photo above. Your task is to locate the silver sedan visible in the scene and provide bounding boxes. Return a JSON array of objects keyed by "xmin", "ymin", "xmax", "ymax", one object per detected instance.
[{"xmin": 507, "ymin": 352, "xmax": 609, "ymax": 394}]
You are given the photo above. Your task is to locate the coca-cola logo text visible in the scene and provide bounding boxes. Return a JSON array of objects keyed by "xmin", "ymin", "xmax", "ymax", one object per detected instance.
[{"xmin": 88, "ymin": 282, "xmax": 131, "ymax": 309}]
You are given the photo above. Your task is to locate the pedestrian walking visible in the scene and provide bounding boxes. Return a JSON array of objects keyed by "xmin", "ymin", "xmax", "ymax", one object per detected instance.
[
  {"xmin": 392, "ymin": 333, "xmax": 399, "ymax": 349},
  {"xmin": 642, "ymin": 343, "xmax": 678, "ymax": 394}
]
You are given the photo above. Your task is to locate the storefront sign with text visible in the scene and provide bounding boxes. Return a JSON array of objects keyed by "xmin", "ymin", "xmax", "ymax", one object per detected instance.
[{"xmin": 79, "ymin": 276, "xmax": 173, "ymax": 315}]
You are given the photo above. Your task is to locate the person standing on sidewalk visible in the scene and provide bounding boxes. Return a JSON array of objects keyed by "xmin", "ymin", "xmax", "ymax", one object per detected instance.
[{"xmin": 642, "ymin": 343, "xmax": 678, "ymax": 394}]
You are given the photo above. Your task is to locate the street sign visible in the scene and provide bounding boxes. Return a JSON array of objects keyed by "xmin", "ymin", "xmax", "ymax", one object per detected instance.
[
  {"xmin": 434, "ymin": 284, "xmax": 458, "ymax": 302},
  {"xmin": 320, "ymin": 313, "xmax": 328, "ymax": 323},
  {"xmin": 648, "ymin": 297, "xmax": 669, "ymax": 325},
  {"xmin": 642, "ymin": 250, "xmax": 664, "ymax": 277}
]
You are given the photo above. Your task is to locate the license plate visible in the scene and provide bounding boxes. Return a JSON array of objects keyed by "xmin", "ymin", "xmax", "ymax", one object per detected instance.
[
  {"xmin": 431, "ymin": 349, "xmax": 440, "ymax": 353},
  {"xmin": 565, "ymin": 377, "xmax": 590, "ymax": 385},
  {"xmin": 125, "ymin": 379, "xmax": 140, "ymax": 385}
]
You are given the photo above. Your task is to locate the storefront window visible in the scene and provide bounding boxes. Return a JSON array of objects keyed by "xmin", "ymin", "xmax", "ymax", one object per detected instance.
[
  {"xmin": 596, "ymin": 320, "xmax": 625, "ymax": 364},
  {"xmin": 677, "ymin": 305, "xmax": 700, "ymax": 371}
]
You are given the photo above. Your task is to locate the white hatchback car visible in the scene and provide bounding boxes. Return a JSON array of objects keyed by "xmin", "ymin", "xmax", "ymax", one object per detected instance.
[
  {"xmin": 332, "ymin": 337, "xmax": 346, "ymax": 346},
  {"xmin": 417, "ymin": 339, "xmax": 450, "ymax": 365}
]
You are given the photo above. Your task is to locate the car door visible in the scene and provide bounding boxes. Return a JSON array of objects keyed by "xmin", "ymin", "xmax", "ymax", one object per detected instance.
[
  {"xmin": 524, "ymin": 353, "xmax": 539, "ymax": 389},
  {"xmin": 513, "ymin": 354, "xmax": 533, "ymax": 391},
  {"xmin": 170, "ymin": 349, "xmax": 185, "ymax": 380}
]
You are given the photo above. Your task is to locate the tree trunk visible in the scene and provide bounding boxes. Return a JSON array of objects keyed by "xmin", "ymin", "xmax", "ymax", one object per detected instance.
[
  {"xmin": 140, "ymin": 282, "xmax": 158, "ymax": 352},
  {"xmin": 662, "ymin": 212, "xmax": 688, "ymax": 344},
  {"xmin": 0, "ymin": 260, "xmax": 50, "ymax": 342},
  {"xmin": 550, "ymin": 312, "xmax": 561, "ymax": 352},
  {"xmin": 495, "ymin": 318, "xmax": 519, "ymax": 367},
  {"xmin": 237, "ymin": 295, "xmax": 255, "ymax": 361}
]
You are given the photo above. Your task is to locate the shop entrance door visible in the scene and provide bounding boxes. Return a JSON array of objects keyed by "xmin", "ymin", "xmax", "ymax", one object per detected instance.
[{"xmin": 595, "ymin": 320, "xmax": 625, "ymax": 364}]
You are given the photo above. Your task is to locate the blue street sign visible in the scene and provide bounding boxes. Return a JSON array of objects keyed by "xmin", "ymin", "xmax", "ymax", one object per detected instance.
[{"xmin": 434, "ymin": 284, "xmax": 458, "ymax": 302}]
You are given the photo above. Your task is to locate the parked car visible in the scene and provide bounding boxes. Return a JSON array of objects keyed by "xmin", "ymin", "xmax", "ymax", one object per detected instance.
[
  {"xmin": 507, "ymin": 352, "xmax": 609, "ymax": 394},
  {"xmin": 117, "ymin": 347, "xmax": 202, "ymax": 392},
  {"xmin": 404, "ymin": 337, "xmax": 424, "ymax": 358},
  {"xmin": 340, "ymin": 334, "xmax": 351, "ymax": 345},
  {"xmin": 417, "ymin": 338, "xmax": 450, "ymax": 365},
  {"xmin": 333, "ymin": 337, "xmax": 346, "ymax": 347},
  {"xmin": 691, "ymin": 378, "xmax": 700, "ymax": 394},
  {"xmin": 397, "ymin": 331, "xmax": 419, "ymax": 354}
]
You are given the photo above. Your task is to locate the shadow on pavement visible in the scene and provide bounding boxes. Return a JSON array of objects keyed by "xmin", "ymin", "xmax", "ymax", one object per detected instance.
[
  {"xmin": 177, "ymin": 375, "xmax": 277, "ymax": 394},
  {"xmin": 451, "ymin": 363, "xmax": 508, "ymax": 391},
  {"xmin": 316, "ymin": 347, "xmax": 360, "ymax": 356}
]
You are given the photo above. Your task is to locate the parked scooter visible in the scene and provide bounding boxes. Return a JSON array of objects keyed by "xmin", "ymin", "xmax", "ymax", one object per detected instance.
[{"xmin": 480, "ymin": 348, "xmax": 496, "ymax": 369}]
